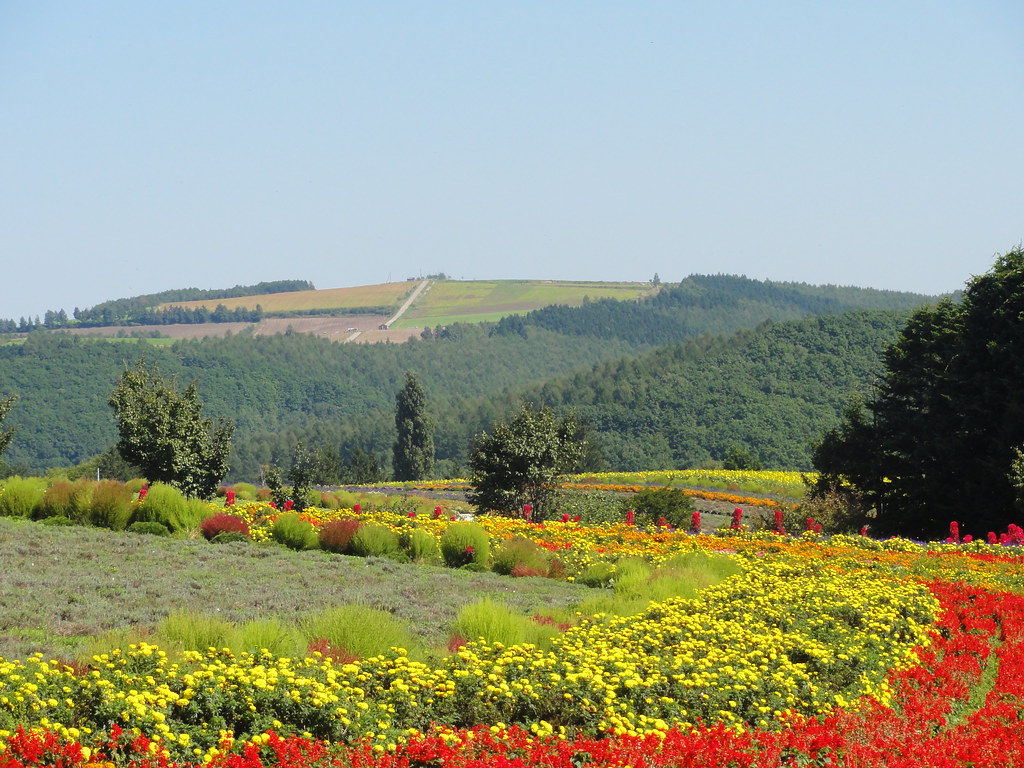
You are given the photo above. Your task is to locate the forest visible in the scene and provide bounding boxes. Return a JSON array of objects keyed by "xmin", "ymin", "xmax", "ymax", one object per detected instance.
[{"xmin": 0, "ymin": 275, "xmax": 935, "ymax": 481}]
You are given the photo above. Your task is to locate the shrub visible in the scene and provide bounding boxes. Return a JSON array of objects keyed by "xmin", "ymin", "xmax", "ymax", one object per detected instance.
[
  {"xmin": 233, "ymin": 618, "xmax": 304, "ymax": 657},
  {"xmin": 406, "ymin": 527, "xmax": 441, "ymax": 563},
  {"xmin": 524, "ymin": 612, "xmax": 573, "ymax": 649},
  {"xmin": 200, "ymin": 513, "xmax": 250, "ymax": 541},
  {"xmin": 124, "ymin": 478, "xmax": 147, "ymax": 495},
  {"xmin": 211, "ymin": 530, "xmax": 249, "ymax": 544},
  {"xmin": 319, "ymin": 492, "xmax": 342, "ymax": 510},
  {"xmin": 307, "ymin": 638, "xmax": 361, "ymax": 665},
  {"xmin": 626, "ymin": 486, "xmax": 695, "ymax": 529},
  {"xmin": 40, "ymin": 515, "xmax": 77, "ymax": 527},
  {"xmin": 452, "ymin": 598, "xmax": 526, "ymax": 646},
  {"xmin": 230, "ymin": 482, "xmax": 259, "ymax": 501},
  {"xmin": 792, "ymin": 486, "xmax": 864, "ymax": 534},
  {"xmin": 180, "ymin": 498, "xmax": 215, "ymax": 532},
  {"xmin": 612, "ymin": 557, "xmax": 654, "ymax": 598},
  {"xmin": 0, "ymin": 476, "xmax": 47, "ymax": 518},
  {"xmin": 271, "ymin": 513, "xmax": 318, "ymax": 550},
  {"xmin": 548, "ymin": 488, "xmax": 626, "ymax": 524},
  {"xmin": 87, "ymin": 480, "xmax": 134, "ymax": 530},
  {"xmin": 645, "ymin": 552, "xmax": 742, "ymax": 602},
  {"xmin": 350, "ymin": 522, "xmax": 401, "ymax": 558},
  {"xmin": 576, "ymin": 592, "xmax": 648, "ymax": 619},
  {"xmin": 578, "ymin": 561, "xmax": 615, "ymax": 588},
  {"xmin": 332, "ymin": 490, "xmax": 362, "ymax": 509},
  {"xmin": 318, "ymin": 518, "xmax": 362, "ymax": 554},
  {"xmin": 36, "ymin": 481, "xmax": 81, "ymax": 520},
  {"xmin": 81, "ymin": 627, "xmax": 152, "ymax": 660},
  {"xmin": 491, "ymin": 536, "xmax": 551, "ymax": 577},
  {"xmin": 440, "ymin": 521, "xmax": 490, "ymax": 568},
  {"xmin": 133, "ymin": 482, "xmax": 189, "ymax": 531},
  {"xmin": 157, "ymin": 610, "xmax": 235, "ymax": 652},
  {"xmin": 302, "ymin": 605, "xmax": 418, "ymax": 660},
  {"xmin": 35, "ymin": 481, "xmax": 72, "ymax": 519},
  {"xmin": 127, "ymin": 521, "xmax": 170, "ymax": 536}
]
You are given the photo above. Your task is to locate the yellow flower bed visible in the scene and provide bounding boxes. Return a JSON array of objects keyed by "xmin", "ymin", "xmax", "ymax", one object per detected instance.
[
  {"xmin": 568, "ymin": 469, "xmax": 813, "ymax": 497},
  {"xmin": 0, "ymin": 543, "xmax": 938, "ymax": 760}
]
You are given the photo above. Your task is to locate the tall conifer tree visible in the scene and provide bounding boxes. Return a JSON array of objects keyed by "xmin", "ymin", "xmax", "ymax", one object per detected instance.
[{"xmin": 392, "ymin": 371, "xmax": 434, "ymax": 481}]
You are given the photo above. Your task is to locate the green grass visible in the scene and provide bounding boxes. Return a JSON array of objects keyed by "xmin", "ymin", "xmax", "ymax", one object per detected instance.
[{"xmin": 0, "ymin": 516, "xmax": 588, "ymax": 661}]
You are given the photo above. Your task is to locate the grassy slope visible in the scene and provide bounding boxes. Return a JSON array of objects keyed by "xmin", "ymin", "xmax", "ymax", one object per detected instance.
[
  {"xmin": 398, "ymin": 279, "xmax": 655, "ymax": 328},
  {"xmin": 0, "ymin": 517, "xmax": 588, "ymax": 661}
]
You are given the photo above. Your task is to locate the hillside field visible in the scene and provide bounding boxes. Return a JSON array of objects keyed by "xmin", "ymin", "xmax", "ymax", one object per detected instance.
[
  {"xmin": 397, "ymin": 279, "xmax": 656, "ymax": 328},
  {"xmin": 160, "ymin": 279, "xmax": 655, "ymax": 330},
  {"xmin": 162, "ymin": 282, "xmax": 416, "ymax": 313}
]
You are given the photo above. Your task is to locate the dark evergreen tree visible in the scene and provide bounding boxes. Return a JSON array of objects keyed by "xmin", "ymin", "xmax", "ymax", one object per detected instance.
[
  {"xmin": 813, "ymin": 247, "xmax": 1024, "ymax": 539},
  {"xmin": 346, "ymin": 446, "xmax": 383, "ymax": 484},
  {"xmin": 392, "ymin": 371, "xmax": 434, "ymax": 480}
]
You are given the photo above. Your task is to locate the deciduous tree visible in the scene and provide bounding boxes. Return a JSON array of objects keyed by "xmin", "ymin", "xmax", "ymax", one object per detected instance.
[
  {"xmin": 467, "ymin": 403, "xmax": 586, "ymax": 518},
  {"xmin": 109, "ymin": 362, "xmax": 233, "ymax": 498}
]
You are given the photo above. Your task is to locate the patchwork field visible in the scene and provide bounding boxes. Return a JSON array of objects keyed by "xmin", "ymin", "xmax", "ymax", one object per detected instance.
[
  {"xmin": 397, "ymin": 279, "xmax": 655, "ymax": 328},
  {"xmin": 61, "ymin": 279, "xmax": 657, "ymax": 342}
]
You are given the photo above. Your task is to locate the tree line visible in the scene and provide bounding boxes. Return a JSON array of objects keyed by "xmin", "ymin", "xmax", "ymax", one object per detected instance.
[{"xmin": 0, "ymin": 279, "xmax": 313, "ymax": 331}]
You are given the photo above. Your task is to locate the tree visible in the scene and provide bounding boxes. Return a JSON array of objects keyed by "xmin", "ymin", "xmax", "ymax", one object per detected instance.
[
  {"xmin": 723, "ymin": 444, "xmax": 762, "ymax": 471},
  {"xmin": 392, "ymin": 371, "xmax": 434, "ymax": 480},
  {"xmin": 813, "ymin": 247, "xmax": 1024, "ymax": 539},
  {"xmin": 109, "ymin": 361, "xmax": 234, "ymax": 498},
  {"xmin": 467, "ymin": 403, "xmax": 586, "ymax": 518},
  {"xmin": 346, "ymin": 445, "xmax": 383, "ymax": 484},
  {"xmin": 0, "ymin": 393, "xmax": 16, "ymax": 461}
]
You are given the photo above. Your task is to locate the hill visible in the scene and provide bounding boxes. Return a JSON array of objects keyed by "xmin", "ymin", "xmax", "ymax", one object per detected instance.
[{"xmin": 0, "ymin": 275, "xmax": 938, "ymax": 479}]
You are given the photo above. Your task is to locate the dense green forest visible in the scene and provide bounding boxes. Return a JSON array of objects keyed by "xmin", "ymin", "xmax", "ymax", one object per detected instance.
[
  {"xmin": 528, "ymin": 309, "xmax": 911, "ymax": 470},
  {"xmin": 0, "ymin": 327, "xmax": 649, "ymax": 477},
  {"xmin": 493, "ymin": 274, "xmax": 935, "ymax": 345},
  {"xmin": 0, "ymin": 275, "xmax": 936, "ymax": 480},
  {"xmin": 0, "ymin": 279, "xmax": 313, "ymax": 331}
]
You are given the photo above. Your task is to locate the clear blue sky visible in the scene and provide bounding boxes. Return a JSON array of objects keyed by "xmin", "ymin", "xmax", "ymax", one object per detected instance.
[{"xmin": 2, "ymin": 2, "xmax": 1022, "ymax": 321}]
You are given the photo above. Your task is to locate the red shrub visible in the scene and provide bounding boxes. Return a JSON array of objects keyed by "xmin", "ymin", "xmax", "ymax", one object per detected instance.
[
  {"xmin": 200, "ymin": 513, "xmax": 250, "ymax": 541},
  {"xmin": 307, "ymin": 638, "xmax": 360, "ymax": 665},
  {"xmin": 318, "ymin": 517, "xmax": 362, "ymax": 554}
]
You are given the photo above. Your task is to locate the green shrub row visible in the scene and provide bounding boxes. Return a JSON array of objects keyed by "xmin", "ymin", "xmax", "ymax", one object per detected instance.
[{"xmin": 0, "ymin": 476, "xmax": 210, "ymax": 533}]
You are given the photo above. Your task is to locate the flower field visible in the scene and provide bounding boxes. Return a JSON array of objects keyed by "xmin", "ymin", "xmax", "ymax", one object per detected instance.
[{"xmin": 2, "ymin": 499, "xmax": 1024, "ymax": 766}]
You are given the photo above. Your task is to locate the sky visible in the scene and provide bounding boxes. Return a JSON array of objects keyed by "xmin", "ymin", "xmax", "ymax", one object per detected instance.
[{"xmin": 2, "ymin": 2, "xmax": 1022, "ymax": 322}]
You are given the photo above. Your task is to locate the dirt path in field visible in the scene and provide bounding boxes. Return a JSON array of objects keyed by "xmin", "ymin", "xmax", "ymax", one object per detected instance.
[{"xmin": 384, "ymin": 279, "xmax": 431, "ymax": 327}]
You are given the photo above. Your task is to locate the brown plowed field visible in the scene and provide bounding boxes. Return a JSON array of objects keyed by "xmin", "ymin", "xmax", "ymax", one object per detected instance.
[
  {"xmin": 57, "ymin": 315, "xmax": 422, "ymax": 343},
  {"xmin": 60, "ymin": 323, "xmax": 253, "ymax": 340}
]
